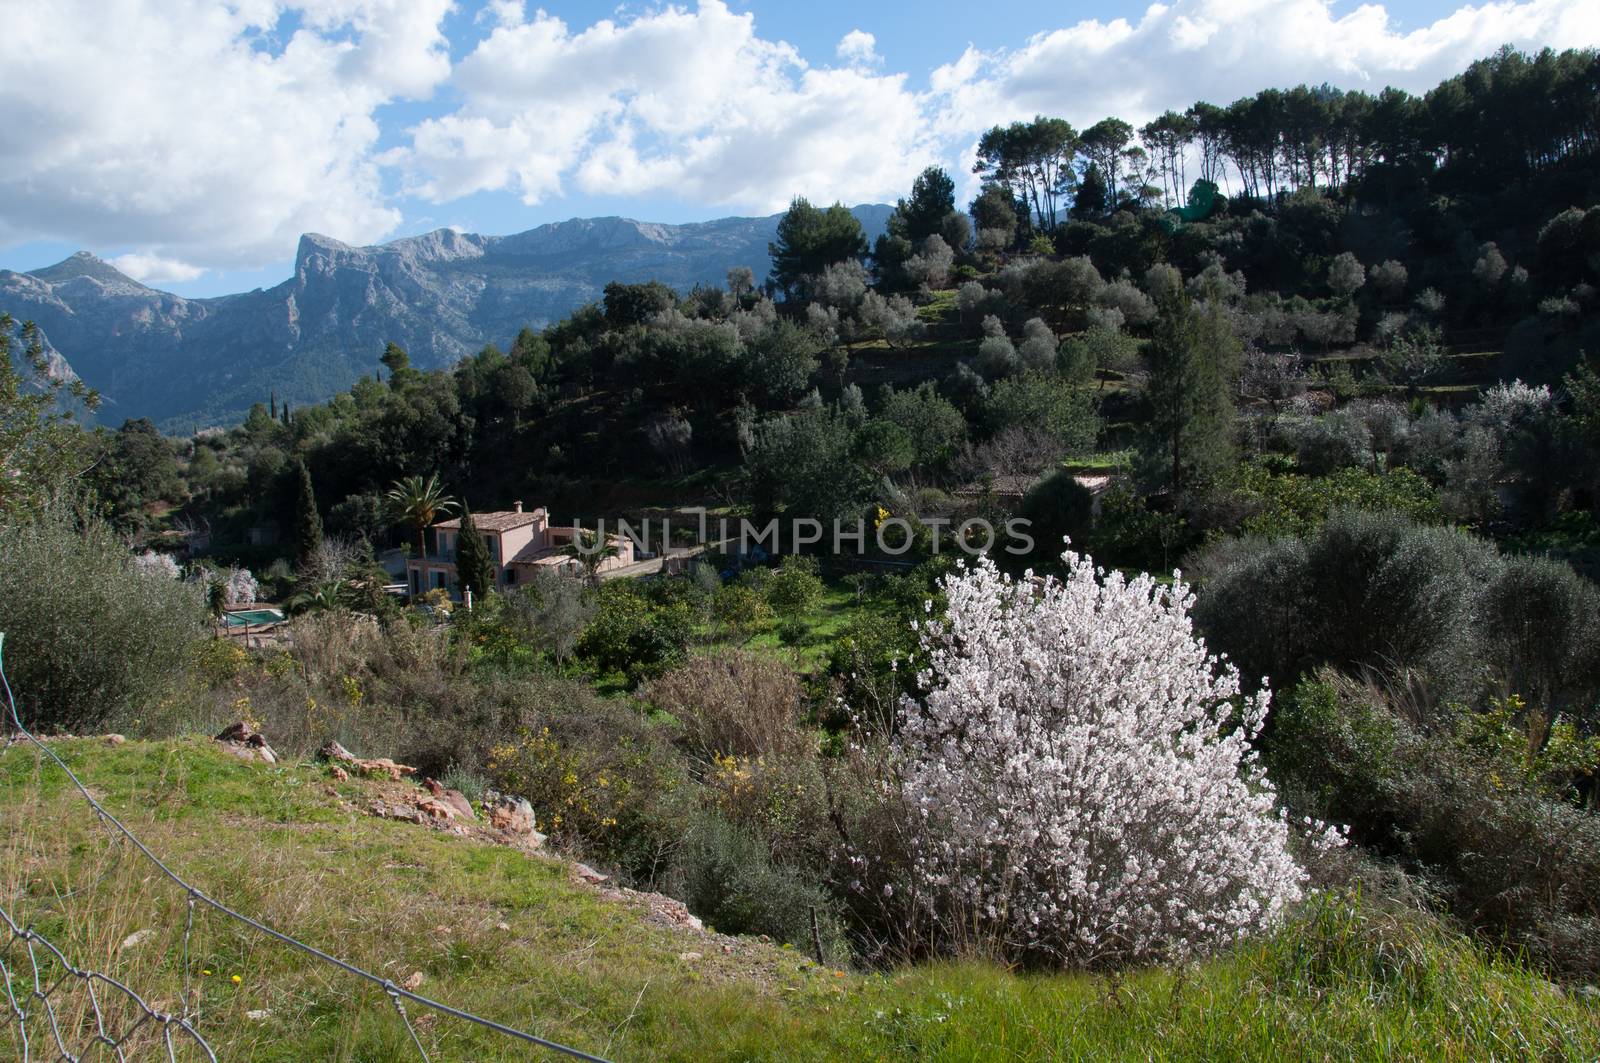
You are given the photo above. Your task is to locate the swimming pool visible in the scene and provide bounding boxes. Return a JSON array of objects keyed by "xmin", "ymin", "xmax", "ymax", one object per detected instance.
[{"xmin": 222, "ymin": 608, "xmax": 287, "ymax": 627}]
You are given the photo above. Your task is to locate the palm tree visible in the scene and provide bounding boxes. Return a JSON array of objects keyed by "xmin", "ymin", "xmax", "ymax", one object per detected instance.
[
  {"xmin": 386, "ymin": 474, "xmax": 457, "ymax": 561},
  {"xmin": 285, "ymin": 580, "xmax": 348, "ymax": 615},
  {"xmin": 563, "ymin": 527, "xmax": 619, "ymax": 585}
]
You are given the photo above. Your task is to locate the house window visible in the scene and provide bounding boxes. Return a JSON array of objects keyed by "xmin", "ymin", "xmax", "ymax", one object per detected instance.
[
  {"xmin": 410, "ymin": 569, "xmax": 420, "ymax": 595},
  {"xmin": 431, "ymin": 570, "xmax": 446, "ymax": 590}
]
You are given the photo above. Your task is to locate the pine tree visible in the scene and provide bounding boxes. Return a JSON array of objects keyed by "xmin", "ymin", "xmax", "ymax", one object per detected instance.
[
  {"xmin": 1143, "ymin": 288, "xmax": 1238, "ymax": 496},
  {"xmin": 294, "ymin": 459, "xmax": 324, "ymax": 567},
  {"xmin": 455, "ymin": 504, "xmax": 497, "ymax": 599}
]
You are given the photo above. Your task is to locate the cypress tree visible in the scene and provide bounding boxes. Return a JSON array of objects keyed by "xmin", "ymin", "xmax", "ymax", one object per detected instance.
[
  {"xmin": 455, "ymin": 504, "xmax": 497, "ymax": 599},
  {"xmin": 294, "ymin": 459, "xmax": 324, "ymax": 567}
]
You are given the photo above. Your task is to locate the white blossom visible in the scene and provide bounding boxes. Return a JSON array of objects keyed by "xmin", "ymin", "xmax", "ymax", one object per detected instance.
[
  {"xmin": 131, "ymin": 550, "xmax": 180, "ymax": 579},
  {"xmin": 223, "ymin": 567, "xmax": 259, "ymax": 608},
  {"xmin": 889, "ymin": 548, "xmax": 1308, "ymax": 966},
  {"xmin": 1469, "ymin": 379, "xmax": 1551, "ymax": 440}
]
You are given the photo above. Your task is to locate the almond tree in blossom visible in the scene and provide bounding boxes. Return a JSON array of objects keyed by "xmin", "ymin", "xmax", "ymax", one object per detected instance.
[{"xmin": 893, "ymin": 549, "xmax": 1320, "ymax": 966}]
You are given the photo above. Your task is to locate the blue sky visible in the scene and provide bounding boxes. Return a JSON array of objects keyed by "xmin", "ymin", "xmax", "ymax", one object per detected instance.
[{"xmin": 2, "ymin": 0, "xmax": 1595, "ymax": 297}]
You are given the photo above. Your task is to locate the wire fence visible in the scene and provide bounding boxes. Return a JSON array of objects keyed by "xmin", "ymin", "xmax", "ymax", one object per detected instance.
[{"xmin": 0, "ymin": 631, "xmax": 613, "ymax": 1062}]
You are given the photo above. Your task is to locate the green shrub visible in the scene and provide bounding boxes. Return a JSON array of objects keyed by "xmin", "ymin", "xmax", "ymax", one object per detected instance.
[
  {"xmin": 487, "ymin": 697, "xmax": 691, "ymax": 882},
  {"xmin": 1271, "ymin": 671, "xmax": 1600, "ymax": 979},
  {"xmin": 577, "ymin": 582, "xmax": 691, "ymax": 685},
  {"xmin": 1196, "ymin": 510, "xmax": 1498, "ymax": 693},
  {"xmin": 0, "ymin": 503, "xmax": 206, "ymax": 731},
  {"xmin": 765, "ymin": 554, "xmax": 824, "ymax": 617},
  {"xmin": 1088, "ymin": 481, "xmax": 1187, "ymax": 570},
  {"xmin": 669, "ymin": 812, "xmax": 837, "ymax": 950},
  {"xmin": 1234, "ymin": 462, "xmax": 1443, "ymax": 539},
  {"xmin": 1474, "ymin": 556, "xmax": 1600, "ymax": 728}
]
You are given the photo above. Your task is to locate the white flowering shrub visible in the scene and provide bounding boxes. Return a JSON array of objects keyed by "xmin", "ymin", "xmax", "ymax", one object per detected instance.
[
  {"xmin": 224, "ymin": 567, "xmax": 259, "ymax": 607},
  {"xmin": 893, "ymin": 550, "xmax": 1311, "ymax": 966},
  {"xmin": 131, "ymin": 550, "xmax": 181, "ymax": 579}
]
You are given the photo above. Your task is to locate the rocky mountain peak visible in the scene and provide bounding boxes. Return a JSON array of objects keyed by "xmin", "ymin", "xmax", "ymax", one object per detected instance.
[{"xmin": 28, "ymin": 251, "xmax": 148, "ymax": 291}]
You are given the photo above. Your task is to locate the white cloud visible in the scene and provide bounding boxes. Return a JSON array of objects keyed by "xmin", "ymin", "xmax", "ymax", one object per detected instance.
[
  {"xmin": 108, "ymin": 253, "xmax": 206, "ymax": 284},
  {"xmin": 396, "ymin": 0, "xmax": 1599, "ymax": 221},
  {"xmin": 837, "ymin": 29, "xmax": 881, "ymax": 67},
  {"xmin": 393, "ymin": 1, "xmax": 937, "ymax": 213},
  {"xmin": 3, "ymin": 0, "xmax": 1597, "ymax": 277},
  {"xmin": 930, "ymin": 0, "xmax": 1600, "ymax": 139},
  {"xmin": 0, "ymin": 0, "xmax": 452, "ymax": 270}
]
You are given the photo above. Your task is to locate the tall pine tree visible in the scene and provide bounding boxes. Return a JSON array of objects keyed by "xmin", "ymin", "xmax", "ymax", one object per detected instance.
[
  {"xmin": 294, "ymin": 459, "xmax": 324, "ymax": 567},
  {"xmin": 455, "ymin": 504, "xmax": 497, "ymax": 599},
  {"xmin": 1143, "ymin": 287, "xmax": 1238, "ymax": 497}
]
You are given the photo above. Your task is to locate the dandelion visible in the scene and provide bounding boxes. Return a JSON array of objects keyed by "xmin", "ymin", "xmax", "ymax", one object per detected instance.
[{"xmin": 231, "ymin": 974, "xmax": 242, "ymax": 985}]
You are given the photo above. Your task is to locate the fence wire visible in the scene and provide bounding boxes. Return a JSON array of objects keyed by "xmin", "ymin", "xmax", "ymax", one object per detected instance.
[
  {"xmin": 0, "ymin": 901, "xmax": 216, "ymax": 1062},
  {"xmin": 0, "ymin": 631, "xmax": 613, "ymax": 1062}
]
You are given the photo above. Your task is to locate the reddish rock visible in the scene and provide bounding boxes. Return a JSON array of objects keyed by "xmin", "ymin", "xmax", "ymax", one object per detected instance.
[
  {"xmin": 487, "ymin": 796, "xmax": 542, "ymax": 844},
  {"xmin": 421, "ymin": 778, "xmax": 474, "ymax": 820}
]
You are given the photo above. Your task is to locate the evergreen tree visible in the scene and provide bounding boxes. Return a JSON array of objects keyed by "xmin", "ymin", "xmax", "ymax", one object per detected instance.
[
  {"xmin": 893, "ymin": 166, "xmax": 957, "ymax": 244},
  {"xmin": 768, "ymin": 198, "xmax": 868, "ymax": 298},
  {"xmin": 380, "ymin": 342, "xmax": 416, "ymax": 389},
  {"xmin": 1143, "ymin": 289, "xmax": 1239, "ymax": 497},
  {"xmin": 1073, "ymin": 163, "xmax": 1108, "ymax": 218},
  {"xmin": 455, "ymin": 504, "xmax": 497, "ymax": 599},
  {"xmin": 294, "ymin": 459, "xmax": 324, "ymax": 566}
]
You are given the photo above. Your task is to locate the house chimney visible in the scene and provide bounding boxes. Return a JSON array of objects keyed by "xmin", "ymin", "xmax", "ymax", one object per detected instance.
[{"xmin": 513, "ymin": 500, "xmax": 523, "ymax": 513}]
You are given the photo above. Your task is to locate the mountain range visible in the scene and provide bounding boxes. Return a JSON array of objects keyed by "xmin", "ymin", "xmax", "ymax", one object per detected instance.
[{"xmin": 0, "ymin": 205, "xmax": 893, "ymax": 431}]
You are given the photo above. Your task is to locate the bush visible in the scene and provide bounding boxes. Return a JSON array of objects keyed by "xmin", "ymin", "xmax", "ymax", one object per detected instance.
[
  {"xmin": 1271, "ymin": 671, "xmax": 1600, "ymax": 979},
  {"xmin": 1196, "ymin": 511, "xmax": 1498, "ymax": 694},
  {"xmin": 884, "ymin": 551, "xmax": 1310, "ymax": 968},
  {"xmin": 1474, "ymin": 556, "xmax": 1600, "ymax": 728},
  {"xmin": 0, "ymin": 504, "xmax": 207, "ymax": 731},
  {"xmin": 642, "ymin": 650, "xmax": 810, "ymax": 761},
  {"xmin": 822, "ymin": 610, "xmax": 919, "ymax": 733},
  {"xmin": 765, "ymin": 554, "xmax": 824, "ymax": 617},
  {"xmin": 670, "ymin": 813, "xmax": 836, "ymax": 948},
  {"xmin": 487, "ymin": 697, "xmax": 691, "ymax": 882},
  {"xmin": 1233, "ymin": 463, "xmax": 1443, "ymax": 539},
  {"xmin": 1088, "ymin": 481, "xmax": 1186, "ymax": 570},
  {"xmin": 576, "ymin": 582, "xmax": 691, "ymax": 685}
]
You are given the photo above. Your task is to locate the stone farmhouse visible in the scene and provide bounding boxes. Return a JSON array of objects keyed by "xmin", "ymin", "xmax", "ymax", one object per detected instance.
[{"xmin": 405, "ymin": 502, "xmax": 634, "ymax": 597}]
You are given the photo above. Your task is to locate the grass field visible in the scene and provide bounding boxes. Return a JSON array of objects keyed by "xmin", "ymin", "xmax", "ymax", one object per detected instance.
[{"xmin": 2, "ymin": 738, "xmax": 1595, "ymax": 1061}]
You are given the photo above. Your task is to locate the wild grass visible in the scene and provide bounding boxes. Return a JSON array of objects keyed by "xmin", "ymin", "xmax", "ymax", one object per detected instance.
[{"xmin": 1, "ymin": 738, "xmax": 1595, "ymax": 1061}]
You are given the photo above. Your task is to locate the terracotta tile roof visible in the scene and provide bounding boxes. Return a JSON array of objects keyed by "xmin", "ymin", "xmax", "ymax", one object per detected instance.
[
  {"xmin": 434, "ymin": 509, "xmax": 543, "ymax": 532},
  {"xmin": 510, "ymin": 535, "xmax": 625, "ymax": 566}
]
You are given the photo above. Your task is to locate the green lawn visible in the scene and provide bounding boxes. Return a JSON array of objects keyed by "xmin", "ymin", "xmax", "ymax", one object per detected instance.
[{"xmin": 2, "ymin": 740, "xmax": 1595, "ymax": 1061}]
